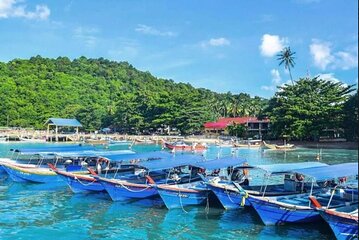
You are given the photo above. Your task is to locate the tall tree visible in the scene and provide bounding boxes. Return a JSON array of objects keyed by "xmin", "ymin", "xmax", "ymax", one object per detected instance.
[
  {"xmin": 277, "ymin": 47, "xmax": 296, "ymax": 85},
  {"xmin": 263, "ymin": 77, "xmax": 355, "ymax": 141},
  {"xmin": 342, "ymin": 92, "xmax": 358, "ymax": 141}
]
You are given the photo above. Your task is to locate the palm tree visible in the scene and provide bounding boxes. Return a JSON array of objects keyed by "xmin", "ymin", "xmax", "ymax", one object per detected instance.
[
  {"xmin": 230, "ymin": 96, "xmax": 240, "ymax": 117},
  {"xmin": 277, "ymin": 47, "xmax": 296, "ymax": 85}
]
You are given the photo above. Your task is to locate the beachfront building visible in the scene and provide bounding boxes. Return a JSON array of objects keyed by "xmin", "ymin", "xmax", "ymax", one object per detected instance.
[
  {"xmin": 203, "ymin": 117, "xmax": 270, "ymax": 138},
  {"xmin": 45, "ymin": 118, "xmax": 82, "ymax": 142}
]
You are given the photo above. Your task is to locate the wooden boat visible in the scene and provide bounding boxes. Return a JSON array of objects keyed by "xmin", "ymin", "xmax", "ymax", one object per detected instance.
[
  {"xmin": 0, "ymin": 136, "xmax": 8, "ymax": 142},
  {"xmin": 0, "ymin": 145, "xmax": 101, "ymax": 174},
  {"xmin": 0, "ymin": 158, "xmax": 38, "ymax": 174},
  {"xmin": 85, "ymin": 139, "xmax": 109, "ymax": 145},
  {"xmin": 19, "ymin": 137, "xmax": 46, "ymax": 143},
  {"xmin": 215, "ymin": 140, "xmax": 233, "ymax": 148},
  {"xmin": 233, "ymin": 140, "xmax": 262, "ymax": 148},
  {"xmin": 1, "ymin": 162, "xmax": 67, "ymax": 184},
  {"xmin": 312, "ymin": 198, "xmax": 358, "ymax": 240},
  {"xmin": 49, "ymin": 152, "xmax": 172, "ymax": 193},
  {"xmin": 155, "ymin": 181, "xmax": 209, "ymax": 209},
  {"xmin": 108, "ymin": 139, "xmax": 132, "ymax": 145},
  {"xmin": 95, "ymin": 175, "xmax": 161, "ymax": 201},
  {"xmin": 263, "ymin": 141, "xmax": 295, "ymax": 150},
  {"xmin": 49, "ymin": 163, "xmax": 136, "ymax": 193},
  {"xmin": 248, "ymin": 163, "xmax": 358, "ymax": 225},
  {"xmin": 275, "ymin": 144, "xmax": 295, "ymax": 150},
  {"xmin": 134, "ymin": 138, "xmax": 154, "ymax": 144},
  {"xmin": 163, "ymin": 141, "xmax": 207, "ymax": 151},
  {"xmin": 206, "ymin": 162, "xmax": 327, "ymax": 210},
  {"xmin": 94, "ymin": 154, "xmax": 204, "ymax": 202},
  {"xmin": 262, "ymin": 141, "xmax": 276, "ymax": 149},
  {"xmin": 1, "ymin": 145, "xmax": 141, "ymax": 187},
  {"xmin": 154, "ymin": 156, "xmax": 247, "ymax": 209}
]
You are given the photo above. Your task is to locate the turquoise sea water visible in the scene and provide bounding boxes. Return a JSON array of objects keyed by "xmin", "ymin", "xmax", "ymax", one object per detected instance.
[{"xmin": 0, "ymin": 142, "xmax": 357, "ymax": 239}]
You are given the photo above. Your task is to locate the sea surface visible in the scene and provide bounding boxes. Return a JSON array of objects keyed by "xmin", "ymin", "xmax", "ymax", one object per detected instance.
[{"xmin": 0, "ymin": 142, "xmax": 357, "ymax": 240}]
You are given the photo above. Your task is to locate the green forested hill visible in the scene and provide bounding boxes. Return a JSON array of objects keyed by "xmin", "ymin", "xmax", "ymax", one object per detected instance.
[{"xmin": 0, "ymin": 56, "xmax": 267, "ymax": 133}]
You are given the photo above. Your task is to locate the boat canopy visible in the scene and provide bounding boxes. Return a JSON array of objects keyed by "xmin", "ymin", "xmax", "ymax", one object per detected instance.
[
  {"xmin": 45, "ymin": 118, "xmax": 82, "ymax": 127},
  {"xmin": 57, "ymin": 150, "xmax": 135, "ymax": 158},
  {"xmin": 254, "ymin": 162, "xmax": 328, "ymax": 174},
  {"xmin": 193, "ymin": 157, "xmax": 247, "ymax": 170},
  {"xmin": 294, "ymin": 162, "xmax": 358, "ymax": 181},
  {"xmin": 12, "ymin": 145, "xmax": 96, "ymax": 155},
  {"xmin": 102, "ymin": 151, "xmax": 174, "ymax": 162},
  {"xmin": 138, "ymin": 154, "xmax": 204, "ymax": 171}
]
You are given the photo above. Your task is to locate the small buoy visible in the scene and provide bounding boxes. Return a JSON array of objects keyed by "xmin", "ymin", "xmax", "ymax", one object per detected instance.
[{"xmin": 316, "ymin": 154, "xmax": 320, "ymax": 161}]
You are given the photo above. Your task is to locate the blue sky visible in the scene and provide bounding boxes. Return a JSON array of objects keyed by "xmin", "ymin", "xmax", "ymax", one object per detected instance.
[{"xmin": 0, "ymin": 0, "xmax": 357, "ymax": 98}]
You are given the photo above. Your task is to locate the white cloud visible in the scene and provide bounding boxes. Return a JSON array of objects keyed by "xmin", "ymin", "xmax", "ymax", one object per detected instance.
[
  {"xmin": 334, "ymin": 47, "xmax": 358, "ymax": 70},
  {"xmin": 200, "ymin": 37, "xmax": 231, "ymax": 48},
  {"xmin": 318, "ymin": 73, "xmax": 348, "ymax": 88},
  {"xmin": 270, "ymin": 69, "xmax": 281, "ymax": 84},
  {"xmin": 261, "ymin": 69, "xmax": 282, "ymax": 91},
  {"xmin": 74, "ymin": 27, "xmax": 99, "ymax": 47},
  {"xmin": 261, "ymin": 85, "xmax": 275, "ymax": 91},
  {"xmin": 0, "ymin": 0, "xmax": 50, "ymax": 20},
  {"xmin": 310, "ymin": 40, "xmax": 358, "ymax": 71},
  {"xmin": 208, "ymin": 38, "xmax": 230, "ymax": 46},
  {"xmin": 135, "ymin": 24, "xmax": 176, "ymax": 37},
  {"xmin": 309, "ymin": 40, "xmax": 334, "ymax": 70},
  {"xmin": 260, "ymin": 34, "xmax": 287, "ymax": 57},
  {"xmin": 317, "ymin": 73, "xmax": 340, "ymax": 83}
]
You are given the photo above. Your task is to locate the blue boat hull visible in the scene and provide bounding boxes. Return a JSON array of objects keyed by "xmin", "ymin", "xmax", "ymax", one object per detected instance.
[
  {"xmin": 2, "ymin": 165, "xmax": 65, "ymax": 185},
  {"xmin": 0, "ymin": 165, "xmax": 6, "ymax": 174},
  {"xmin": 320, "ymin": 210, "xmax": 358, "ymax": 240},
  {"xmin": 206, "ymin": 184, "xmax": 249, "ymax": 209},
  {"xmin": 157, "ymin": 187, "xmax": 209, "ymax": 209},
  {"xmin": 99, "ymin": 179, "xmax": 158, "ymax": 201},
  {"xmin": 248, "ymin": 196, "xmax": 321, "ymax": 225},
  {"xmin": 2, "ymin": 166, "xmax": 28, "ymax": 182},
  {"xmin": 59, "ymin": 175, "xmax": 104, "ymax": 193}
]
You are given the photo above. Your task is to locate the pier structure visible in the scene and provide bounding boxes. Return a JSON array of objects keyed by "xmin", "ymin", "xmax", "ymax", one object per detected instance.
[{"xmin": 45, "ymin": 118, "xmax": 82, "ymax": 142}]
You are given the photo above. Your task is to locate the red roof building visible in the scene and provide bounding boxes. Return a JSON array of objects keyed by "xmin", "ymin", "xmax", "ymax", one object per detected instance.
[{"xmin": 204, "ymin": 117, "xmax": 270, "ymax": 137}]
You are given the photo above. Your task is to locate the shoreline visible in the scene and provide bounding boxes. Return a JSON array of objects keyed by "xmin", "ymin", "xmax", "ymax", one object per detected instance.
[
  {"xmin": 265, "ymin": 140, "xmax": 358, "ymax": 150},
  {"xmin": 1, "ymin": 131, "xmax": 357, "ymax": 150},
  {"xmin": 293, "ymin": 141, "xmax": 358, "ymax": 150}
]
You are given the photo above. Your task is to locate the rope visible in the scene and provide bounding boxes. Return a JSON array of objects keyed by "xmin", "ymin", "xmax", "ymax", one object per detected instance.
[
  {"xmin": 308, "ymin": 180, "xmax": 314, "ymax": 207},
  {"xmin": 117, "ymin": 181, "xmax": 152, "ymax": 193},
  {"xmin": 113, "ymin": 167, "xmax": 119, "ymax": 179},
  {"xmin": 262, "ymin": 176, "xmax": 269, "ymax": 197},
  {"xmin": 225, "ymin": 185, "xmax": 237, "ymax": 204},
  {"xmin": 178, "ymin": 187, "xmax": 188, "ymax": 213},
  {"xmin": 74, "ymin": 176, "xmax": 96, "ymax": 186},
  {"xmin": 205, "ymin": 194, "xmax": 210, "ymax": 214}
]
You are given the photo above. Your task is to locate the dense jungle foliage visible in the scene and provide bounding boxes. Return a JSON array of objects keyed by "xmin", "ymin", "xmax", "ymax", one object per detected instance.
[
  {"xmin": 0, "ymin": 56, "xmax": 356, "ymax": 140},
  {"xmin": 262, "ymin": 78, "xmax": 357, "ymax": 141},
  {"xmin": 0, "ymin": 56, "xmax": 267, "ymax": 134}
]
